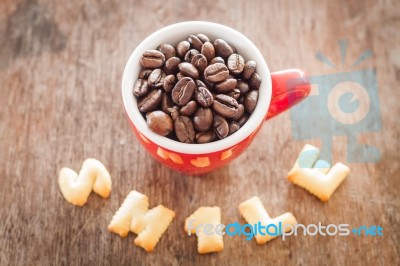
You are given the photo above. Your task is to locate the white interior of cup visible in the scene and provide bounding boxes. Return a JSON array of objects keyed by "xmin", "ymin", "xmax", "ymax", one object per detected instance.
[{"xmin": 122, "ymin": 21, "xmax": 271, "ymax": 154}]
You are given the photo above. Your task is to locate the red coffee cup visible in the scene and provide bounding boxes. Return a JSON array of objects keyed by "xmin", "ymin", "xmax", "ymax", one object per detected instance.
[{"xmin": 122, "ymin": 21, "xmax": 311, "ymax": 175}]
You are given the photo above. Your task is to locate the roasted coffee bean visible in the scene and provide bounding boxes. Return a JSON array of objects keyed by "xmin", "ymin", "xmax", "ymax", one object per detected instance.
[
  {"xmin": 210, "ymin": 57, "xmax": 225, "ymax": 65},
  {"xmin": 195, "ymin": 86, "xmax": 213, "ymax": 107},
  {"xmin": 178, "ymin": 62, "xmax": 199, "ymax": 79},
  {"xmin": 138, "ymin": 89, "xmax": 162, "ymax": 112},
  {"xmin": 238, "ymin": 114, "xmax": 249, "ymax": 126},
  {"xmin": 133, "ymin": 79, "xmax": 149, "ymax": 97},
  {"xmin": 176, "ymin": 41, "xmax": 190, "ymax": 58},
  {"xmin": 214, "ymin": 39, "xmax": 234, "ymax": 59},
  {"xmin": 180, "ymin": 100, "xmax": 197, "ymax": 116},
  {"xmin": 238, "ymin": 96, "xmax": 245, "ymax": 104},
  {"xmin": 176, "ymin": 72, "xmax": 185, "ymax": 80},
  {"xmin": 195, "ymin": 79, "xmax": 207, "ymax": 88},
  {"xmin": 194, "ymin": 108, "xmax": 213, "ymax": 132},
  {"xmin": 227, "ymin": 53, "xmax": 245, "ymax": 74},
  {"xmin": 146, "ymin": 110, "xmax": 173, "ymax": 136},
  {"xmin": 139, "ymin": 69, "xmax": 152, "ymax": 79},
  {"xmin": 164, "ymin": 57, "xmax": 181, "ymax": 75},
  {"xmin": 242, "ymin": 60, "xmax": 256, "ymax": 80},
  {"xmin": 167, "ymin": 106, "xmax": 180, "ymax": 121},
  {"xmin": 188, "ymin": 35, "xmax": 204, "ymax": 51},
  {"xmin": 163, "ymin": 74, "xmax": 176, "ymax": 92},
  {"xmin": 204, "ymin": 63, "xmax": 229, "ymax": 83},
  {"xmin": 161, "ymin": 92, "xmax": 173, "ymax": 113},
  {"xmin": 237, "ymin": 80, "xmax": 250, "ymax": 94},
  {"xmin": 213, "ymin": 115, "xmax": 229, "ymax": 139},
  {"xmin": 249, "ymin": 73, "xmax": 261, "ymax": 89},
  {"xmin": 196, "ymin": 131, "xmax": 216, "ymax": 144},
  {"xmin": 229, "ymin": 121, "xmax": 240, "ymax": 135},
  {"xmin": 227, "ymin": 88, "xmax": 241, "ymax": 100},
  {"xmin": 244, "ymin": 90, "xmax": 258, "ymax": 113},
  {"xmin": 184, "ymin": 49, "xmax": 200, "ymax": 62},
  {"xmin": 174, "ymin": 116, "xmax": 195, "ymax": 143},
  {"xmin": 171, "ymin": 77, "xmax": 195, "ymax": 106},
  {"xmin": 140, "ymin": 50, "xmax": 165, "ymax": 69},
  {"xmin": 215, "ymin": 78, "xmax": 237, "ymax": 93},
  {"xmin": 148, "ymin": 69, "xmax": 165, "ymax": 88},
  {"xmin": 191, "ymin": 54, "xmax": 208, "ymax": 73},
  {"xmin": 212, "ymin": 94, "xmax": 239, "ymax": 118},
  {"xmin": 201, "ymin": 42, "xmax": 215, "ymax": 62},
  {"xmin": 196, "ymin": 33, "xmax": 210, "ymax": 43},
  {"xmin": 157, "ymin": 44, "xmax": 176, "ymax": 59},
  {"xmin": 232, "ymin": 104, "xmax": 245, "ymax": 121}
]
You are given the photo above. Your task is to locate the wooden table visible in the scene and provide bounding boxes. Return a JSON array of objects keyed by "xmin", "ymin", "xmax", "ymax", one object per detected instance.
[{"xmin": 1, "ymin": 0, "xmax": 399, "ymax": 265}]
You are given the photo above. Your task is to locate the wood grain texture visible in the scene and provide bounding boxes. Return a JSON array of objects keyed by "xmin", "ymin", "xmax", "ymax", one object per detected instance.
[{"xmin": 0, "ymin": 0, "xmax": 399, "ymax": 265}]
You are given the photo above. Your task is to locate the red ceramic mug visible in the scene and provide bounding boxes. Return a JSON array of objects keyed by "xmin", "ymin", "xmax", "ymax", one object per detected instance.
[{"xmin": 122, "ymin": 21, "xmax": 311, "ymax": 175}]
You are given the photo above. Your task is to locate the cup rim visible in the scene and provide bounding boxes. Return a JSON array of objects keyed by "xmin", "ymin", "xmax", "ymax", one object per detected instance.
[{"xmin": 122, "ymin": 21, "xmax": 271, "ymax": 154}]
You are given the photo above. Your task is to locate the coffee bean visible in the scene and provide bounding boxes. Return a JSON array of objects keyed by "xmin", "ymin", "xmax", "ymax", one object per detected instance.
[
  {"xmin": 133, "ymin": 79, "xmax": 149, "ymax": 97},
  {"xmin": 178, "ymin": 62, "xmax": 199, "ymax": 79},
  {"xmin": 146, "ymin": 111, "xmax": 173, "ymax": 136},
  {"xmin": 163, "ymin": 75, "xmax": 176, "ymax": 92},
  {"xmin": 161, "ymin": 92, "xmax": 173, "ymax": 113},
  {"xmin": 214, "ymin": 39, "xmax": 234, "ymax": 59},
  {"xmin": 237, "ymin": 80, "xmax": 250, "ymax": 94},
  {"xmin": 139, "ymin": 69, "xmax": 152, "ymax": 79},
  {"xmin": 242, "ymin": 61, "xmax": 256, "ymax": 80},
  {"xmin": 167, "ymin": 106, "xmax": 180, "ymax": 121},
  {"xmin": 176, "ymin": 41, "xmax": 190, "ymax": 58},
  {"xmin": 196, "ymin": 33, "xmax": 210, "ymax": 43},
  {"xmin": 204, "ymin": 63, "xmax": 229, "ymax": 83},
  {"xmin": 171, "ymin": 77, "xmax": 195, "ymax": 106},
  {"xmin": 140, "ymin": 50, "xmax": 165, "ymax": 69},
  {"xmin": 213, "ymin": 115, "xmax": 229, "ymax": 139},
  {"xmin": 227, "ymin": 53, "xmax": 245, "ymax": 74},
  {"xmin": 148, "ymin": 69, "xmax": 165, "ymax": 88},
  {"xmin": 196, "ymin": 131, "xmax": 216, "ymax": 144},
  {"xmin": 164, "ymin": 57, "xmax": 181, "ymax": 75},
  {"xmin": 215, "ymin": 78, "xmax": 237, "ymax": 93},
  {"xmin": 184, "ymin": 49, "xmax": 200, "ymax": 62},
  {"xmin": 232, "ymin": 104, "xmax": 245, "ymax": 121},
  {"xmin": 201, "ymin": 42, "xmax": 215, "ymax": 62},
  {"xmin": 191, "ymin": 54, "xmax": 208, "ymax": 73},
  {"xmin": 188, "ymin": 35, "xmax": 204, "ymax": 51},
  {"xmin": 227, "ymin": 88, "xmax": 241, "ymax": 100},
  {"xmin": 157, "ymin": 44, "xmax": 176, "ymax": 59},
  {"xmin": 195, "ymin": 86, "xmax": 213, "ymax": 107},
  {"xmin": 249, "ymin": 73, "xmax": 261, "ymax": 89},
  {"xmin": 244, "ymin": 90, "xmax": 258, "ymax": 113},
  {"xmin": 195, "ymin": 79, "xmax": 207, "ymax": 88},
  {"xmin": 194, "ymin": 108, "xmax": 213, "ymax": 132},
  {"xmin": 174, "ymin": 116, "xmax": 195, "ymax": 143},
  {"xmin": 138, "ymin": 89, "xmax": 162, "ymax": 112},
  {"xmin": 229, "ymin": 121, "xmax": 240, "ymax": 135},
  {"xmin": 180, "ymin": 100, "xmax": 197, "ymax": 116},
  {"xmin": 212, "ymin": 94, "xmax": 239, "ymax": 118},
  {"xmin": 238, "ymin": 114, "xmax": 249, "ymax": 126},
  {"xmin": 210, "ymin": 57, "xmax": 225, "ymax": 65}
]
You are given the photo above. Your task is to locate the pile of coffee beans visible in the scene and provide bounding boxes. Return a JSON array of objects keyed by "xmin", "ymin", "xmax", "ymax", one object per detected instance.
[{"xmin": 133, "ymin": 34, "xmax": 261, "ymax": 143}]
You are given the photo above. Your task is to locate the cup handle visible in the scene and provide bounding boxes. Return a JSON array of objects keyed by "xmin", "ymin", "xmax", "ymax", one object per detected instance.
[{"xmin": 265, "ymin": 69, "xmax": 311, "ymax": 120}]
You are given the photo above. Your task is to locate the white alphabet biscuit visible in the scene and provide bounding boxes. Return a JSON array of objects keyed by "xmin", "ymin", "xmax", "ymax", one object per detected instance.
[
  {"xmin": 185, "ymin": 206, "xmax": 224, "ymax": 254},
  {"xmin": 238, "ymin": 197, "xmax": 297, "ymax": 245},
  {"xmin": 287, "ymin": 144, "xmax": 350, "ymax": 201},
  {"xmin": 108, "ymin": 190, "xmax": 175, "ymax": 252},
  {"xmin": 58, "ymin": 158, "xmax": 112, "ymax": 206}
]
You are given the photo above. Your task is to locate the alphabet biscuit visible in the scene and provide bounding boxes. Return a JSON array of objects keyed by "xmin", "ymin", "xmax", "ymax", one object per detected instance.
[{"xmin": 58, "ymin": 158, "xmax": 112, "ymax": 206}]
